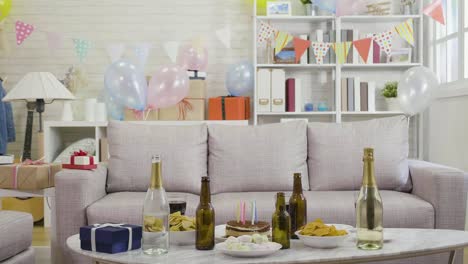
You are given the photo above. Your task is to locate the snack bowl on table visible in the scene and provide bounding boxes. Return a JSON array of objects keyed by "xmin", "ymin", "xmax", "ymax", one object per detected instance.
[
  {"xmin": 216, "ymin": 234, "xmax": 281, "ymax": 258},
  {"xmin": 170, "ymin": 230, "xmax": 196, "ymax": 246},
  {"xmin": 295, "ymin": 223, "xmax": 353, "ymax": 249}
]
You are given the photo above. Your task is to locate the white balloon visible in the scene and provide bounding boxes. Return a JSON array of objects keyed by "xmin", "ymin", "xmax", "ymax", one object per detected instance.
[{"xmin": 398, "ymin": 66, "xmax": 439, "ymax": 116}]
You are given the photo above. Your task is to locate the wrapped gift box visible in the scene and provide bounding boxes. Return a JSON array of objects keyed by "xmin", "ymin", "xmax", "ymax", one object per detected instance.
[
  {"xmin": 159, "ymin": 79, "xmax": 206, "ymax": 121},
  {"xmin": 63, "ymin": 150, "xmax": 98, "ymax": 170},
  {"xmin": 124, "ymin": 108, "xmax": 159, "ymax": 121},
  {"xmin": 208, "ymin": 96, "xmax": 251, "ymax": 120},
  {"xmin": 0, "ymin": 155, "xmax": 14, "ymax": 165},
  {"xmin": 80, "ymin": 224, "xmax": 142, "ymax": 254},
  {"xmin": 0, "ymin": 163, "xmax": 62, "ymax": 190}
]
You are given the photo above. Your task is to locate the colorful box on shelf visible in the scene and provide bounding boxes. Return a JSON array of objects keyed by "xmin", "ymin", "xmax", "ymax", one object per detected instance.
[
  {"xmin": 124, "ymin": 108, "xmax": 159, "ymax": 121},
  {"xmin": 80, "ymin": 223, "xmax": 142, "ymax": 254},
  {"xmin": 0, "ymin": 161, "xmax": 61, "ymax": 190},
  {"xmin": 159, "ymin": 79, "xmax": 206, "ymax": 121},
  {"xmin": 63, "ymin": 150, "xmax": 98, "ymax": 170},
  {"xmin": 208, "ymin": 96, "xmax": 250, "ymax": 120}
]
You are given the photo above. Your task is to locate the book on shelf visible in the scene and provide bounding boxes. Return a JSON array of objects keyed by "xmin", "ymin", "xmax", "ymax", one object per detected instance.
[
  {"xmin": 341, "ymin": 78, "xmax": 375, "ymax": 112},
  {"xmin": 257, "ymin": 69, "xmax": 272, "ymax": 112},
  {"xmin": 295, "ymin": 79, "xmax": 302, "ymax": 113},
  {"xmin": 271, "ymin": 69, "xmax": 286, "ymax": 112},
  {"xmin": 347, "ymin": 78, "xmax": 354, "ymax": 111},
  {"xmin": 299, "ymin": 34, "xmax": 309, "ymax": 65},
  {"xmin": 286, "ymin": 78, "xmax": 296, "ymax": 112}
]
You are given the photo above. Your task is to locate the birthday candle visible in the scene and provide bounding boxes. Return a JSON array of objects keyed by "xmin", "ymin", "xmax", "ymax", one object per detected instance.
[
  {"xmin": 236, "ymin": 201, "xmax": 240, "ymax": 223},
  {"xmin": 251, "ymin": 201, "xmax": 255, "ymax": 225},
  {"xmin": 242, "ymin": 202, "xmax": 246, "ymax": 225},
  {"xmin": 254, "ymin": 200, "xmax": 257, "ymax": 223}
]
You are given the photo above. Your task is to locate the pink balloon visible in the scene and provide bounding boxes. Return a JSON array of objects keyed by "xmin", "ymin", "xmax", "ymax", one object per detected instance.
[
  {"xmin": 176, "ymin": 44, "xmax": 208, "ymax": 71},
  {"xmin": 147, "ymin": 64, "xmax": 190, "ymax": 110}
]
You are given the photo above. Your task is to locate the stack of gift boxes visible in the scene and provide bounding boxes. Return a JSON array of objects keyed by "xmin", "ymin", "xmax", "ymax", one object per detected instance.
[{"xmin": 124, "ymin": 70, "xmax": 250, "ymax": 121}]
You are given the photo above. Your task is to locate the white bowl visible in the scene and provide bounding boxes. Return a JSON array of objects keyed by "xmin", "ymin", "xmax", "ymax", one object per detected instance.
[
  {"xmin": 295, "ymin": 224, "xmax": 352, "ymax": 249},
  {"xmin": 170, "ymin": 230, "xmax": 195, "ymax": 245}
]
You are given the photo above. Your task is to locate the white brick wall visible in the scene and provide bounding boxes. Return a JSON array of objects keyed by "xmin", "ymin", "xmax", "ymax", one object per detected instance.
[{"xmin": 1, "ymin": 0, "xmax": 254, "ymax": 158}]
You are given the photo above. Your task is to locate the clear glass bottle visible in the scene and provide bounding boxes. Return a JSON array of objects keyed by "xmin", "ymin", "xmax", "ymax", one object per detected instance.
[
  {"xmin": 196, "ymin": 177, "xmax": 215, "ymax": 250},
  {"xmin": 289, "ymin": 173, "xmax": 307, "ymax": 239},
  {"xmin": 142, "ymin": 155, "xmax": 170, "ymax": 255},
  {"xmin": 356, "ymin": 148, "xmax": 383, "ymax": 250},
  {"xmin": 272, "ymin": 192, "xmax": 291, "ymax": 249}
]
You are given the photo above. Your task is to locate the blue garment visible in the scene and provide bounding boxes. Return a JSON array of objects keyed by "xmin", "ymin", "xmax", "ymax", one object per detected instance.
[{"xmin": 0, "ymin": 79, "xmax": 16, "ymax": 155}]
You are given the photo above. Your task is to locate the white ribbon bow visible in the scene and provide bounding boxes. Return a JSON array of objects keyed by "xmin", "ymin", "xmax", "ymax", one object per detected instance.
[{"xmin": 91, "ymin": 223, "xmax": 133, "ymax": 252}]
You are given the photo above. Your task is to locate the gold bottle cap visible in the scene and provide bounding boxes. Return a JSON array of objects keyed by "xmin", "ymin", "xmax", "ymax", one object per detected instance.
[
  {"xmin": 201, "ymin": 176, "xmax": 210, "ymax": 182},
  {"xmin": 363, "ymin": 148, "xmax": 374, "ymax": 160},
  {"xmin": 293, "ymin": 173, "xmax": 301, "ymax": 178}
]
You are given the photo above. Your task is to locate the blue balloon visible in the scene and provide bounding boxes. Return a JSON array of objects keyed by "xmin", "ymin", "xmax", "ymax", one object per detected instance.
[
  {"xmin": 101, "ymin": 90, "xmax": 124, "ymax": 121},
  {"xmin": 104, "ymin": 59, "xmax": 147, "ymax": 111},
  {"xmin": 226, "ymin": 61, "xmax": 254, "ymax": 96}
]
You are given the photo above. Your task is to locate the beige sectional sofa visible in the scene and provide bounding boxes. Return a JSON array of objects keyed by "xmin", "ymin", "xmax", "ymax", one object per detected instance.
[
  {"xmin": 53, "ymin": 117, "xmax": 468, "ymax": 264},
  {"xmin": 0, "ymin": 211, "xmax": 34, "ymax": 264}
]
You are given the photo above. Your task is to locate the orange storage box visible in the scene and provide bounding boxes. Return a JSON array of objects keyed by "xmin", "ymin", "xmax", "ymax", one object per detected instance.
[{"xmin": 208, "ymin": 96, "xmax": 250, "ymax": 120}]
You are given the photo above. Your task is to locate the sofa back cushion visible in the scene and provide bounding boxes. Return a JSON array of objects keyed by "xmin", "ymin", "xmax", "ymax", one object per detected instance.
[
  {"xmin": 307, "ymin": 116, "xmax": 411, "ymax": 191},
  {"xmin": 107, "ymin": 121, "xmax": 207, "ymax": 194},
  {"xmin": 208, "ymin": 121, "xmax": 308, "ymax": 194}
]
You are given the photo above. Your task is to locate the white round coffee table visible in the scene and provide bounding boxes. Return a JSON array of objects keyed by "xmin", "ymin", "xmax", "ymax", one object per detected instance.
[{"xmin": 67, "ymin": 228, "xmax": 468, "ymax": 264}]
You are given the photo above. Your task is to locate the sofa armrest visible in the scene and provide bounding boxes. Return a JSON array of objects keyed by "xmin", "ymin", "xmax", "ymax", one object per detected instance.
[
  {"xmin": 410, "ymin": 159, "xmax": 468, "ymax": 230},
  {"xmin": 53, "ymin": 164, "xmax": 107, "ymax": 264}
]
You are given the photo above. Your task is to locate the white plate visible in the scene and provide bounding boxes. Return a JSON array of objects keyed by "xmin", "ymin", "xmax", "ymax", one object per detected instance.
[
  {"xmin": 215, "ymin": 224, "xmax": 272, "ymax": 242},
  {"xmin": 216, "ymin": 242, "xmax": 282, "ymax": 258}
]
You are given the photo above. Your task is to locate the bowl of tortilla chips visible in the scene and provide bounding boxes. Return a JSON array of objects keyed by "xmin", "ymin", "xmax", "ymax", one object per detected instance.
[
  {"xmin": 295, "ymin": 218, "xmax": 352, "ymax": 248},
  {"xmin": 169, "ymin": 211, "xmax": 196, "ymax": 245}
]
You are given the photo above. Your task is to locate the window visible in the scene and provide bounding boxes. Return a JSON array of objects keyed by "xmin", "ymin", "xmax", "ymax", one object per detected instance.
[{"xmin": 429, "ymin": 0, "xmax": 466, "ymax": 85}]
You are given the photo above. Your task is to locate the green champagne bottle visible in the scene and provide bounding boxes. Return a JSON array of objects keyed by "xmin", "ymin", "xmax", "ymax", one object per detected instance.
[
  {"xmin": 272, "ymin": 192, "xmax": 291, "ymax": 249},
  {"xmin": 356, "ymin": 148, "xmax": 384, "ymax": 250},
  {"xmin": 196, "ymin": 177, "xmax": 215, "ymax": 250},
  {"xmin": 289, "ymin": 173, "xmax": 307, "ymax": 239}
]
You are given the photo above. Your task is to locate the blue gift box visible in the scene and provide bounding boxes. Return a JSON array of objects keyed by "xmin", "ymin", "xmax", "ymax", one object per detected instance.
[{"xmin": 80, "ymin": 224, "xmax": 142, "ymax": 254}]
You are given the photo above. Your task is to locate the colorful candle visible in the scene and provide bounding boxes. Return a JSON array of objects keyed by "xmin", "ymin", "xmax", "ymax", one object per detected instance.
[
  {"xmin": 236, "ymin": 201, "xmax": 240, "ymax": 223},
  {"xmin": 242, "ymin": 202, "xmax": 246, "ymax": 225},
  {"xmin": 251, "ymin": 201, "xmax": 255, "ymax": 225},
  {"xmin": 254, "ymin": 200, "xmax": 257, "ymax": 223}
]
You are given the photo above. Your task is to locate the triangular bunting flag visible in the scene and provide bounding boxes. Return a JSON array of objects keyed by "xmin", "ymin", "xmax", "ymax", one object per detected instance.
[
  {"xmin": 257, "ymin": 21, "xmax": 276, "ymax": 43},
  {"xmin": 73, "ymin": 38, "xmax": 91, "ymax": 62},
  {"xmin": 394, "ymin": 19, "xmax": 415, "ymax": 47},
  {"xmin": 423, "ymin": 0, "xmax": 445, "ymax": 25},
  {"xmin": 106, "ymin": 43, "xmax": 125, "ymax": 63},
  {"xmin": 293, "ymin": 37, "xmax": 311, "ymax": 63},
  {"xmin": 134, "ymin": 42, "xmax": 152, "ymax": 68},
  {"xmin": 15, "ymin": 21, "xmax": 34, "ymax": 45},
  {"xmin": 352, "ymin": 38, "xmax": 372, "ymax": 63},
  {"xmin": 274, "ymin": 31, "xmax": 293, "ymax": 55},
  {"xmin": 163, "ymin": 41, "xmax": 179, "ymax": 63},
  {"xmin": 331, "ymin": 42, "xmax": 352, "ymax": 64},
  {"xmin": 372, "ymin": 30, "xmax": 393, "ymax": 56},
  {"xmin": 215, "ymin": 26, "xmax": 231, "ymax": 49},
  {"xmin": 311, "ymin": 42, "xmax": 331, "ymax": 65},
  {"xmin": 45, "ymin": 32, "xmax": 63, "ymax": 55}
]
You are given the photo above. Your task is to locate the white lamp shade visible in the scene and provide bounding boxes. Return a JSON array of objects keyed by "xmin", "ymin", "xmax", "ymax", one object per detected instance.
[{"xmin": 2, "ymin": 72, "xmax": 75, "ymax": 102}]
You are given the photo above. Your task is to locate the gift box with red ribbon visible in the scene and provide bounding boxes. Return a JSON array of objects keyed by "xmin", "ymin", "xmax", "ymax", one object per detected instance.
[
  {"xmin": 0, "ymin": 160, "xmax": 62, "ymax": 190},
  {"xmin": 63, "ymin": 150, "xmax": 98, "ymax": 170}
]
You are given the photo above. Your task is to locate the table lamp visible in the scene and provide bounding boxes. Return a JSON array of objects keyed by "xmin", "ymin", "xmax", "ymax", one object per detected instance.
[{"xmin": 2, "ymin": 72, "xmax": 75, "ymax": 161}]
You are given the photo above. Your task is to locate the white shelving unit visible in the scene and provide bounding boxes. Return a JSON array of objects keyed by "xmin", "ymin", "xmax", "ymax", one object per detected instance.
[{"xmin": 253, "ymin": 1, "xmax": 423, "ymax": 125}]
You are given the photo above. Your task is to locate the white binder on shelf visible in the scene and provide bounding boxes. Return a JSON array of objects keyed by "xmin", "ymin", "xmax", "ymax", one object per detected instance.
[
  {"xmin": 295, "ymin": 78, "xmax": 302, "ymax": 112},
  {"xmin": 368, "ymin": 81, "xmax": 376, "ymax": 112},
  {"xmin": 354, "ymin": 77, "xmax": 361, "ymax": 111},
  {"xmin": 271, "ymin": 69, "xmax": 286, "ymax": 112},
  {"xmin": 257, "ymin": 69, "xmax": 272, "ymax": 112}
]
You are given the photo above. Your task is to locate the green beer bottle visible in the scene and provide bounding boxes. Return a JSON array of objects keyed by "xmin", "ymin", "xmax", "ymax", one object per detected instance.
[
  {"xmin": 196, "ymin": 177, "xmax": 215, "ymax": 250},
  {"xmin": 272, "ymin": 192, "xmax": 291, "ymax": 249},
  {"xmin": 289, "ymin": 173, "xmax": 307, "ymax": 239}
]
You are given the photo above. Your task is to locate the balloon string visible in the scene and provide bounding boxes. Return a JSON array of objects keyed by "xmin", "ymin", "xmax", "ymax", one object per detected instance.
[{"xmin": 144, "ymin": 109, "xmax": 151, "ymax": 121}]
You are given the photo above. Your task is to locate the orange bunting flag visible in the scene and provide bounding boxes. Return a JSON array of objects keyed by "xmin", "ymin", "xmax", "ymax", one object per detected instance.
[
  {"xmin": 423, "ymin": 0, "xmax": 445, "ymax": 25},
  {"xmin": 293, "ymin": 37, "xmax": 311, "ymax": 63},
  {"xmin": 332, "ymin": 42, "xmax": 352, "ymax": 64},
  {"xmin": 352, "ymin": 38, "xmax": 372, "ymax": 63},
  {"xmin": 274, "ymin": 31, "xmax": 293, "ymax": 55}
]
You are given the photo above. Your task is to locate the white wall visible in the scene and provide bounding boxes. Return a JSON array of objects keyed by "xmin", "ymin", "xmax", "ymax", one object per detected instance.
[
  {"xmin": 426, "ymin": 92, "xmax": 468, "ymax": 172},
  {"xmin": 1, "ymin": 0, "xmax": 256, "ymax": 159}
]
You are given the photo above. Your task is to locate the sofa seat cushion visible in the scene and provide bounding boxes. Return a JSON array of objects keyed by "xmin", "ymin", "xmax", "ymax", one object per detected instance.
[
  {"xmin": 107, "ymin": 121, "xmax": 207, "ymax": 194},
  {"xmin": 208, "ymin": 121, "xmax": 308, "ymax": 194},
  {"xmin": 0, "ymin": 211, "xmax": 33, "ymax": 262},
  {"xmin": 308, "ymin": 116, "xmax": 411, "ymax": 191},
  {"xmin": 87, "ymin": 192, "xmax": 199, "ymax": 225},
  {"xmin": 212, "ymin": 191, "xmax": 434, "ymax": 228}
]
